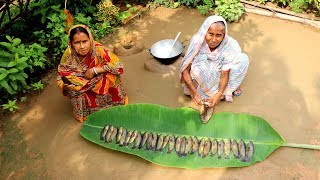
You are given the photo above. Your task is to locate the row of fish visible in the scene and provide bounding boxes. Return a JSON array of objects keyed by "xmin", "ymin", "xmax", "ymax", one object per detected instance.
[{"xmin": 100, "ymin": 125, "xmax": 254, "ymax": 162}]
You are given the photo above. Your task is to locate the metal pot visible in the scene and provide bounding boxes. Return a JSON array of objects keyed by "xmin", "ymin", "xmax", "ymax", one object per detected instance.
[{"xmin": 149, "ymin": 39, "xmax": 186, "ymax": 65}]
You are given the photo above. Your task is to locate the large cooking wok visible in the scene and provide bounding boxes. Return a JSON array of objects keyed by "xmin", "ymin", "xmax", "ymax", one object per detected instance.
[{"xmin": 149, "ymin": 39, "xmax": 187, "ymax": 65}]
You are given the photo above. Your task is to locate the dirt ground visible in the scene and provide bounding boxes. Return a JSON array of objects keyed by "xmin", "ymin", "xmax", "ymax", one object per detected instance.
[{"xmin": 1, "ymin": 7, "xmax": 320, "ymax": 179}]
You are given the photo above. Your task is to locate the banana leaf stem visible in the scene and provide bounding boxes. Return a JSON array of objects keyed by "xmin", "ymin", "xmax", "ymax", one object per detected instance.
[{"xmin": 282, "ymin": 143, "xmax": 320, "ymax": 150}]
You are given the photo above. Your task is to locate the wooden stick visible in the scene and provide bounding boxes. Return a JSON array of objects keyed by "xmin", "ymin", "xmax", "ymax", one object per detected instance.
[
  {"xmin": 241, "ymin": 0, "xmax": 320, "ymax": 21},
  {"xmin": 64, "ymin": 0, "xmax": 67, "ymax": 10}
]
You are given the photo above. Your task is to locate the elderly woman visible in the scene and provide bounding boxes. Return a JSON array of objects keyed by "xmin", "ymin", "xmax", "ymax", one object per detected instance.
[
  {"xmin": 180, "ymin": 16, "xmax": 249, "ymax": 123},
  {"xmin": 57, "ymin": 24, "xmax": 128, "ymax": 122}
]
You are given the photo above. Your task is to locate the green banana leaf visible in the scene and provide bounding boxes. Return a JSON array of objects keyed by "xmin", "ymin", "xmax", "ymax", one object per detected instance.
[{"xmin": 80, "ymin": 103, "xmax": 285, "ymax": 169}]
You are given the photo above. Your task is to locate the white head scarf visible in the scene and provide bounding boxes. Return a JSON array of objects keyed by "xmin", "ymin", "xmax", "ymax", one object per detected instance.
[{"xmin": 180, "ymin": 15, "xmax": 228, "ymax": 81}]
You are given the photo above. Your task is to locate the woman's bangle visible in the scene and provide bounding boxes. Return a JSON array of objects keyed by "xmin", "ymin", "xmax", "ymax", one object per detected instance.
[
  {"xmin": 217, "ymin": 91, "xmax": 223, "ymax": 95},
  {"xmin": 93, "ymin": 67, "xmax": 98, "ymax": 75}
]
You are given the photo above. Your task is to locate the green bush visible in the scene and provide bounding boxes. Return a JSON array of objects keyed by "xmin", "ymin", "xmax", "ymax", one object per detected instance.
[
  {"xmin": 73, "ymin": 13, "xmax": 114, "ymax": 40},
  {"xmin": 33, "ymin": 9, "xmax": 68, "ymax": 65},
  {"xmin": 289, "ymin": 0, "xmax": 308, "ymax": 13},
  {"xmin": 30, "ymin": 0, "xmax": 96, "ymax": 24},
  {"xmin": 24, "ymin": 43, "xmax": 48, "ymax": 73},
  {"xmin": 178, "ymin": 0, "xmax": 200, "ymax": 7},
  {"xmin": 215, "ymin": 0, "xmax": 245, "ymax": 22},
  {"xmin": 92, "ymin": 22, "xmax": 113, "ymax": 40},
  {"xmin": 0, "ymin": 36, "xmax": 30, "ymax": 95},
  {"xmin": 197, "ymin": 0, "xmax": 214, "ymax": 15},
  {"xmin": 0, "ymin": 35, "xmax": 47, "ymax": 98}
]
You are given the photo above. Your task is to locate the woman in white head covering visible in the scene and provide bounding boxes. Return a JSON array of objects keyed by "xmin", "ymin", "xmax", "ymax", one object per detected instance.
[{"xmin": 180, "ymin": 15, "xmax": 249, "ymax": 123}]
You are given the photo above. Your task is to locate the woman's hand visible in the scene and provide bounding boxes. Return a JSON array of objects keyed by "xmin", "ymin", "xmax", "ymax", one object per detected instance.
[
  {"xmin": 182, "ymin": 65, "xmax": 202, "ymax": 106},
  {"xmin": 190, "ymin": 90, "xmax": 202, "ymax": 106},
  {"xmin": 63, "ymin": 84, "xmax": 75, "ymax": 90},
  {"xmin": 207, "ymin": 93, "xmax": 222, "ymax": 108},
  {"xmin": 84, "ymin": 68, "xmax": 95, "ymax": 79}
]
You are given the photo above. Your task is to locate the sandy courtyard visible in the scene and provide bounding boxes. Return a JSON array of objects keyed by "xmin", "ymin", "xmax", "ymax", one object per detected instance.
[{"xmin": 7, "ymin": 7, "xmax": 320, "ymax": 179}]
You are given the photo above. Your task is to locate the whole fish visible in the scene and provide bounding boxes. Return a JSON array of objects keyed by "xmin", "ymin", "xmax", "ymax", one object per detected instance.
[
  {"xmin": 202, "ymin": 139, "xmax": 211, "ymax": 158},
  {"xmin": 124, "ymin": 130, "xmax": 133, "ymax": 146},
  {"xmin": 175, "ymin": 136, "xmax": 182, "ymax": 155},
  {"xmin": 179, "ymin": 137, "xmax": 186, "ymax": 156},
  {"xmin": 167, "ymin": 136, "xmax": 175, "ymax": 153},
  {"xmin": 110, "ymin": 127, "xmax": 118, "ymax": 142},
  {"xmin": 184, "ymin": 137, "xmax": 192, "ymax": 156},
  {"xmin": 238, "ymin": 139, "xmax": 246, "ymax": 162},
  {"xmin": 231, "ymin": 139, "xmax": 239, "ymax": 158},
  {"xmin": 150, "ymin": 133, "xmax": 158, "ymax": 150},
  {"xmin": 105, "ymin": 126, "xmax": 115, "ymax": 143},
  {"xmin": 100, "ymin": 125, "xmax": 109, "ymax": 141},
  {"xmin": 160, "ymin": 135, "xmax": 169, "ymax": 151},
  {"xmin": 119, "ymin": 129, "xmax": 127, "ymax": 146},
  {"xmin": 245, "ymin": 141, "xmax": 254, "ymax": 162},
  {"xmin": 139, "ymin": 132, "xmax": 150, "ymax": 149},
  {"xmin": 129, "ymin": 130, "xmax": 138, "ymax": 144},
  {"xmin": 116, "ymin": 127, "xmax": 123, "ymax": 144},
  {"xmin": 156, "ymin": 134, "xmax": 164, "ymax": 151},
  {"xmin": 191, "ymin": 137, "xmax": 199, "ymax": 154},
  {"xmin": 146, "ymin": 132, "xmax": 154, "ymax": 150},
  {"xmin": 198, "ymin": 138, "xmax": 205, "ymax": 157},
  {"xmin": 217, "ymin": 139, "xmax": 224, "ymax": 159},
  {"xmin": 224, "ymin": 138, "xmax": 231, "ymax": 159},
  {"xmin": 210, "ymin": 139, "xmax": 218, "ymax": 157},
  {"xmin": 132, "ymin": 131, "xmax": 142, "ymax": 149}
]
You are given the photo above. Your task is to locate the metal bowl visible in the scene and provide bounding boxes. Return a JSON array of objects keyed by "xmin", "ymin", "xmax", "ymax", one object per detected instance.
[{"xmin": 150, "ymin": 39, "xmax": 184, "ymax": 64}]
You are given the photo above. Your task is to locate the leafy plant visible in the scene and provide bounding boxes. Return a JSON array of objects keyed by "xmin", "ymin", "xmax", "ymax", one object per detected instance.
[
  {"xmin": 31, "ymin": 80, "xmax": 44, "ymax": 94},
  {"xmin": 1, "ymin": 99, "xmax": 19, "ymax": 112},
  {"xmin": 197, "ymin": 0, "xmax": 214, "ymax": 15},
  {"xmin": 33, "ymin": 9, "xmax": 68, "ymax": 64},
  {"xmin": 24, "ymin": 43, "xmax": 48, "ymax": 72},
  {"xmin": 0, "ymin": 36, "xmax": 30, "ymax": 95},
  {"xmin": 72, "ymin": 13, "xmax": 113, "ymax": 40},
  {"xmin": 30, "ymin": 0, "xmax": 55, "ymax": 24},
  {"xmin": 289, "ymin": 0, "xmax": 308, "ymax": 13},
  {"xmin": 74, "ymin": 13, "xmax": 92, "ymax": 27},
  {"xmin": 215, "ymin": 0, "xmax": 245, "ymax": 22},
  {"xmin": 30, "ymin": 0, "xmax": 96, "ymax": 24},
  {"xmin": 126, "ymin": 4, "xmax": 139, "ymax": 13},
  {"xmin": 149, "ymin": 0, "xmax": 180, "ymax": 8},
  {"xmin": 92, "ymin": 22, "xmax": 113, "ymax": 39},
  {"xmin": 178, "ymin": 0, "xmax": 200, "ymax": 7},
  {"xmin": 116, "ymin": 11, "xmax": 133, "ymax": 22},
  {"xmin": 94, "ymin": 0, "xmax": 120, "ymax": 26},
  {"xmin": 153, "ymin": 0, "xmax": 169, "ymax": 5}
]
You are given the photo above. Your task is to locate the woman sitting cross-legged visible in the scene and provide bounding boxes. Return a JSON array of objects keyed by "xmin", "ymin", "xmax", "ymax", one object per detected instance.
[
  {"xmin": 180, "ymin": 15, "xmax": 249, "ymax": 123},
  {"xmin": 57, "ymin": 24, "xmax": 128, "ymax": 122}
]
